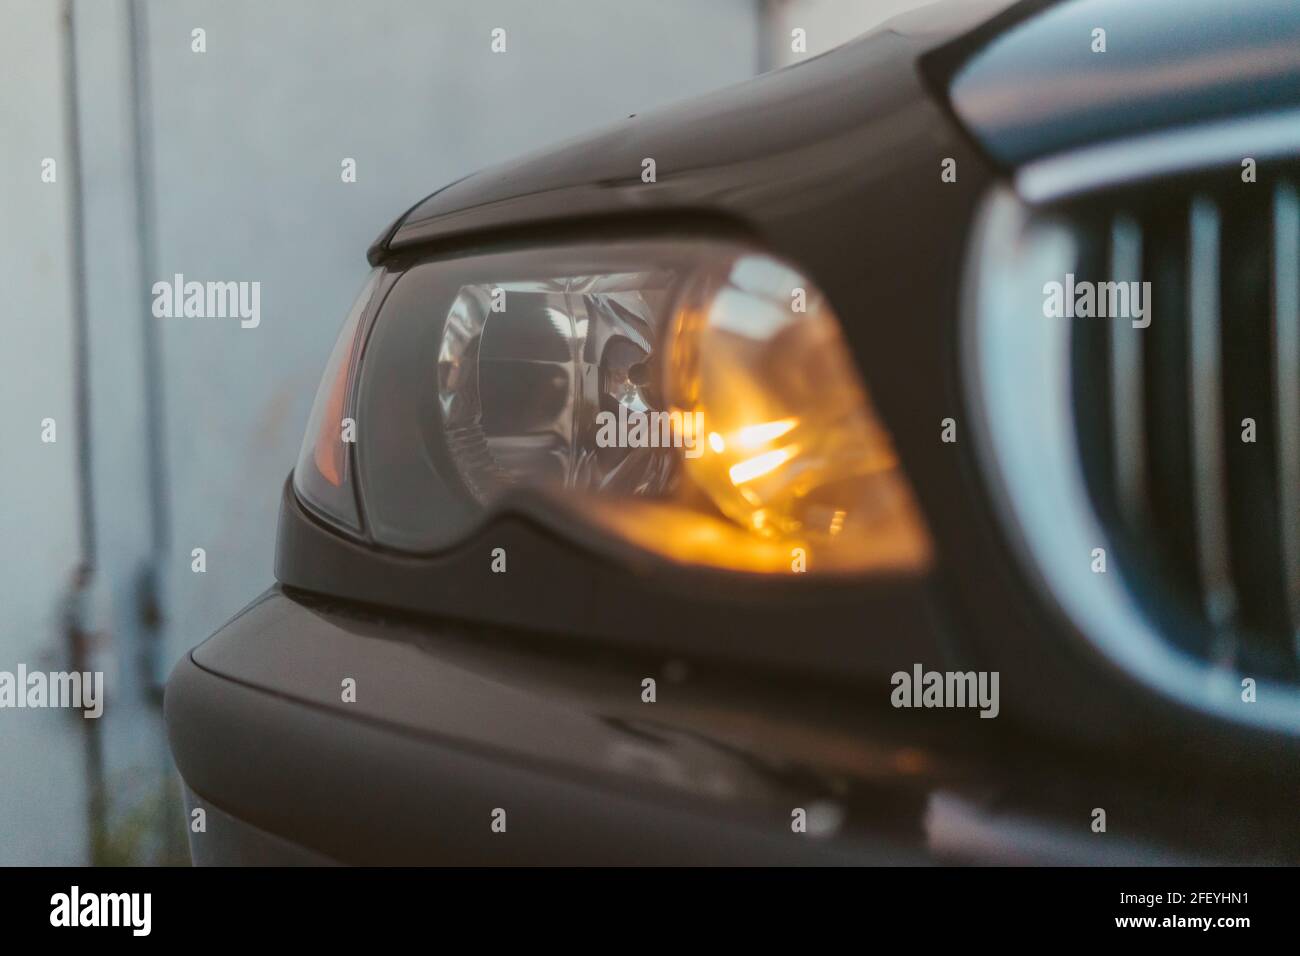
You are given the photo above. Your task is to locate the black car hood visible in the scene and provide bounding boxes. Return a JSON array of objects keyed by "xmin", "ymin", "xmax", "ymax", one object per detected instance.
[
  {"xmin": 370, "ymin": 0, "xmax": 1300, "ymax": 263},
  {"xmin": 369, "ymin": 0, "xmax": 1013, "ymax": 264}
]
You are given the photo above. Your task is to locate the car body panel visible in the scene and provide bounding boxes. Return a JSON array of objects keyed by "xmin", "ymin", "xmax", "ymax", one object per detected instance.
[
  {"xmin": 371, "ymin": 0, "xmax": 1014, "ymax": 264},
  {"xmin": 168, "ymin": 587, "xmax": 1300, "ymax": 865},
  {"xmin": 946, "ymin": 0, "xmax": 1300, "ymax": 167}
]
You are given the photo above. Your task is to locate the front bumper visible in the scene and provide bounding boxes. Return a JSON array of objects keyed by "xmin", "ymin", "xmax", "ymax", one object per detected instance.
[{"xmin": 165, "ymin": 587, "xmax": 1295, "ymax": 865}]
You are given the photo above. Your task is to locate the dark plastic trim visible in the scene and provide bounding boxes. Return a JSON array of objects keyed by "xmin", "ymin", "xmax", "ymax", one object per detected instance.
[{"xmin": 275, "ymin": 476, "xmax": 956, "ymax": 684}]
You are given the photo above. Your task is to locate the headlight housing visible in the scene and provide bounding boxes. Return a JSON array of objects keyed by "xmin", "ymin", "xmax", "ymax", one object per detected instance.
[{"xmin": 296, "ymin": 238, "xmax": 929, "ymax": 575}]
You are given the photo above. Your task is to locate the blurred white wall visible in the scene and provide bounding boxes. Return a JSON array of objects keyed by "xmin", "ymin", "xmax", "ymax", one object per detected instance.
[
  {"xmin": 764, "ymin": 0, "xmax": 968, "ymax": 68},
  {"xmin": 0, "ymin": 0, "xmax": 92, "ymax": 866}
]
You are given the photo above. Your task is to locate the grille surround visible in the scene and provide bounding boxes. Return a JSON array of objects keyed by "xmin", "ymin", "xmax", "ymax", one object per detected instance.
[
  {"xmin": 963, "ymin": 114, "xmax": 1300, "ymax": 733},
  {"xmin": 1069, "ymin": 178, "xmax": 1299, "ymax": 683}
]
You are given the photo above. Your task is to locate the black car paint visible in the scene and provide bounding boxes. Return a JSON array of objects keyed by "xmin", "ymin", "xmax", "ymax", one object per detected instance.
[
  {"xmin": 166, "ymin": 0, "xmax": 1300, "ymax": 864},
  {"xmin": 168, "ymin": 586, "xmax": 1300, "ymax": 864}
]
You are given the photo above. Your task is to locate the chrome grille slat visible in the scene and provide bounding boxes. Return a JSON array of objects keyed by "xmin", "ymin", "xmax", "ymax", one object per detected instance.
[
  {"xmin": 1275, "ymin": 183, "xmax": 1300, "ymax": 656},
  {"xmin": 1187, "ymin": 196, "xmax": 1237, "ymax": 640},
  {"xmin": 1109, "ymin": 214, "xmax": 1146, "ymax": 528}
]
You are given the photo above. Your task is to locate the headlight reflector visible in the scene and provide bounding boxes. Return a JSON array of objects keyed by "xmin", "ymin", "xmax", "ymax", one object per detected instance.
[{"xmin": 666, "ymin": 254, "xmax": 906, "ymax": 544}]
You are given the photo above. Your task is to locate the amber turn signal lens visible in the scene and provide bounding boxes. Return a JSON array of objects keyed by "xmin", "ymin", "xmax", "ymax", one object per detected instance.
[
  {"xmin": 293, "ymin": 270, "xmax": 380, "ymax": 531},
  {"xmin": 661, "ymin": 254, "xmax": 930, "ymax": 572}
]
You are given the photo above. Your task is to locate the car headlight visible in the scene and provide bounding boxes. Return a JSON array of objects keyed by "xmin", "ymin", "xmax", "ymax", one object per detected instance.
[{"xmin": 296, "ymin": 238, "xmax": 929, "ymax": 575}]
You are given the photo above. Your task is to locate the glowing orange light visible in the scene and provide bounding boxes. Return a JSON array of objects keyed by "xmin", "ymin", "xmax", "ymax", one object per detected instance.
[
  {"xmin": 659, "ymin": 253, "xmax": 933, "ymax": 565},
  {"xmin": 734, "ymin": 418, "xmax": 797, "ymax": 449},
  {"xmin": 728, "ymin": 446, "xmax": 799, "ymax": 485}
]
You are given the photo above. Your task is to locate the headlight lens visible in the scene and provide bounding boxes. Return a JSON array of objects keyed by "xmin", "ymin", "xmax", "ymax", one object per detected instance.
[{"xmin": 302, "ymin": 240, "xmax": 929, "ymax": 574}]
